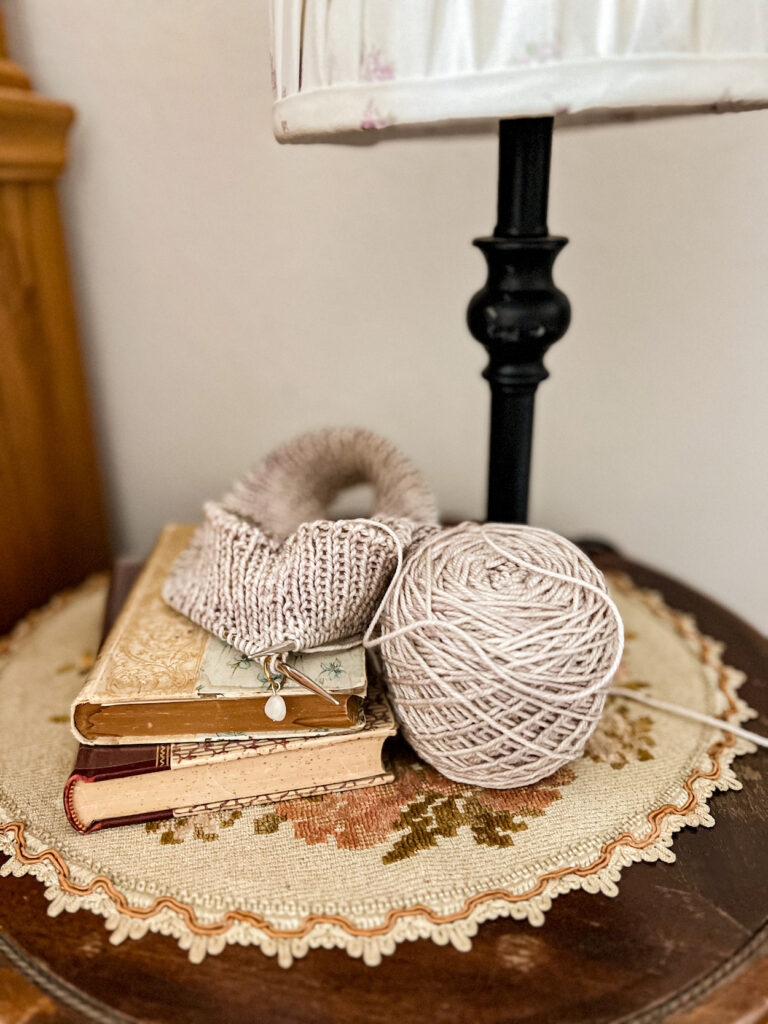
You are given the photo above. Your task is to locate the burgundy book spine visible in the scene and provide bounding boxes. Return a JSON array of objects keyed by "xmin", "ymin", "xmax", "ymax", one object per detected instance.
[{"xmin": 63, "ymin": 744, "xmax": 173, "ymax": 833}]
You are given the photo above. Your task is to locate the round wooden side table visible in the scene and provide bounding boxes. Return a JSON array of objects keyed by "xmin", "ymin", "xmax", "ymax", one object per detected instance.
[{"xmin": 1, "ymin": 552, "xmax": 766, "ymax": 1024}]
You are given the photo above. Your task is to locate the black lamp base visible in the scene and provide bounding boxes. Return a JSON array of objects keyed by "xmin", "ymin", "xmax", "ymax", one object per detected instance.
[{"xmin": 467, "ymin": 118, "xmax": 571, "ymax": 524}]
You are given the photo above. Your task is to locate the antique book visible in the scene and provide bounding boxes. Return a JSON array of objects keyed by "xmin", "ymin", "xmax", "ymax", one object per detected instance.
[
  {"xmin": 70, "ymin": 524, "xmax": 366, "ymax": 745},
  {"xmin": 64, "ymin": 684, "xmax": 397, "ymax": 833}
]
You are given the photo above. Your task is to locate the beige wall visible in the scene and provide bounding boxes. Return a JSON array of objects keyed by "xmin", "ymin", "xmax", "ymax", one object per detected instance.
[{"xmin": 4, "ymin": 0, "xmax": 767, "ymax": 630}]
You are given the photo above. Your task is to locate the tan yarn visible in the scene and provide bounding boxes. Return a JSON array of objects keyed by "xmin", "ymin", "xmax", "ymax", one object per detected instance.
[
  {"xmin": 368, "ymin": 522, "xmax": 624, "ymax": 788},
  {"xmin": 163, "ymin": 428, "xmax": 438, "ymax": 658}
]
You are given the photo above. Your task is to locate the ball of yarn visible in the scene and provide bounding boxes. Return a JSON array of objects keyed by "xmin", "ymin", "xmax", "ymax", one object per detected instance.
[{"xmin": 375, "ymin": 523, "xmax": 624, "ymax": 788}]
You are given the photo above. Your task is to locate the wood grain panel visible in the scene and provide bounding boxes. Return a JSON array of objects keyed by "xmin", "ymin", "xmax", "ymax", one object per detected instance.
[{"xmin": 0, "ymin": 19, "xmax": 110, "ymax": 633}]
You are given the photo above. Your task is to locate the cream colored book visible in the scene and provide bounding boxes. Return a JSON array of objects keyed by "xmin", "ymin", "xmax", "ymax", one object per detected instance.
[{"xmin": 71, "ymin": 524, "xmax": 366, "ymax": 745}]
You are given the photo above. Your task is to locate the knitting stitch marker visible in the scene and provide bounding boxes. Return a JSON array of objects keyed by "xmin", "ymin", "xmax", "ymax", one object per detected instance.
[{"xmin": 262, "ymin": 655, "xmax": 288, "ymax": 722}]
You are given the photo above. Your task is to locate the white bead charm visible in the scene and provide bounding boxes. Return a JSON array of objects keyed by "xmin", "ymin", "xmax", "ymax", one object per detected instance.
[{"xmin": 265, "ymin": 693, "xmax": 287, "ymax": 722}]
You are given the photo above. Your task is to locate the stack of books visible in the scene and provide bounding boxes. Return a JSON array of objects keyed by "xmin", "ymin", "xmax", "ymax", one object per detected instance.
[{"xmin": 64, "ymin": 525, "xmax": 397, "ymax": 833}]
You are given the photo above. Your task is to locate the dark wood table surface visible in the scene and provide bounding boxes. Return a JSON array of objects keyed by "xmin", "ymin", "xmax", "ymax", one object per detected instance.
[{"xmin": 1, "ymin": 552, "xmax": 767, "ymax": 1024}]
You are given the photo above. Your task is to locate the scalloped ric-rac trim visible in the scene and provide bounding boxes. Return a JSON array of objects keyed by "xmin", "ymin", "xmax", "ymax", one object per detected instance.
[{"xmin": 0, "ymin": 573, "xmax": 757, "ymax": 967}]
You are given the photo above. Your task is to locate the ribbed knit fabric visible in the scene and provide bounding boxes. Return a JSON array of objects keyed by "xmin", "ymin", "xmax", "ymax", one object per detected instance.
[{"xmin": 163, "ymin": 429, "xmax": 438, "ymax": 657}]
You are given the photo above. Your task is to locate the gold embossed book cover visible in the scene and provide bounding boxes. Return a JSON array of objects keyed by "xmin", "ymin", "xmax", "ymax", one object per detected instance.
[{"xmin": 71, "ymin": 525, "xmax": 367, "ymax": 745}]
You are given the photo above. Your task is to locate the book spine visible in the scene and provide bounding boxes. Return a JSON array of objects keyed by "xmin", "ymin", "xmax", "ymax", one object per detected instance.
[
  {"xmin": 72, "ymin": 693, "xmax": 363, "ymax": 745},
  {"xmin": 63, "ymin": 777, "xmax": 174, "ymax": 835},
  {"xmin": 63, "ymin": 747, "xmax": 171, "ymax": 833}
]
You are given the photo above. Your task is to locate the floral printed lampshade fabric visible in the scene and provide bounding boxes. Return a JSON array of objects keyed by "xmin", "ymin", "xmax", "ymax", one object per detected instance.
[{"xmin": 270, "ymin": 0, "xmax": 768, "ymax": 140}]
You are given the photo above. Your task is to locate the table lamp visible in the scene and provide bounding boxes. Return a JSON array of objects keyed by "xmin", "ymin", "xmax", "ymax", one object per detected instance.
[{"xmin": 269, "ymin": 0, "xmax": 768, "ymax": 523}]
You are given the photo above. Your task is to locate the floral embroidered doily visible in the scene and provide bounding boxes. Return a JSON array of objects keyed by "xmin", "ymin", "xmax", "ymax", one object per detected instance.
[{"xmin": 0, "ymin": 573, "xmax": 757, "ymax": 967}]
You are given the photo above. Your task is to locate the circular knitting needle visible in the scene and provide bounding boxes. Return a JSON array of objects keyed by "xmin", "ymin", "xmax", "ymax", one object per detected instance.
[{"xmin": 275, "ymin": 655, "xmax": 340, "ymax": 706}]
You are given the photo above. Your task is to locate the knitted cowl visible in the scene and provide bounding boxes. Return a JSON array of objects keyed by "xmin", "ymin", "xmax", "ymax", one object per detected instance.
[{"xmin": 162, "ymin": 428, "xmax": 439, "ymax": 657}]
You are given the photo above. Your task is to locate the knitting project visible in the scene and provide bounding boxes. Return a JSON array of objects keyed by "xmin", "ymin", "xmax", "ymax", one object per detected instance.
[{"xmin": 163, "ymin": 428, "xmax": 438, "ymax": 657}]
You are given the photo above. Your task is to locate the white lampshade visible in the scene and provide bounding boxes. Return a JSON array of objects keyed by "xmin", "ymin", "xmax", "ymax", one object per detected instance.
[{"xmin": 270, "ymin": 0, "xmax": 768, "ymax": 141}]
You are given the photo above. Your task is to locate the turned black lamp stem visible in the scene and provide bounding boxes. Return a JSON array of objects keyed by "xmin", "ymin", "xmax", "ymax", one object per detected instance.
[
  {"xmin": 467, "ymin": 117, "xmax": 571, "ymax": 524},
  {"xmin": 496, "ymin": 117, "xmax": 551, "ymax": 237}
]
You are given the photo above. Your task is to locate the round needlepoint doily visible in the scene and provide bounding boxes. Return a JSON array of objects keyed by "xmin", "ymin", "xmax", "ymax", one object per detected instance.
[{"xmin": 0, "ymin": 574, "xmax": 758, "ymax": 967}]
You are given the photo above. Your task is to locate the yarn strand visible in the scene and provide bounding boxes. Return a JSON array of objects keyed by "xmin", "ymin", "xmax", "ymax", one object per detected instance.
[{"xmin": 609, "ymin": 686, "xmax": 767, "ymax": 749}]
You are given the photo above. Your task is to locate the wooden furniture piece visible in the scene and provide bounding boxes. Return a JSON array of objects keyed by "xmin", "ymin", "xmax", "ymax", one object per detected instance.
[
  {"xmin": 0, "ymin": 21, "xmax": 110, "ymax": 635},
  {"xmin": 1, "ymin": 552, "xmax": 766, "ymax": 1024}
]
